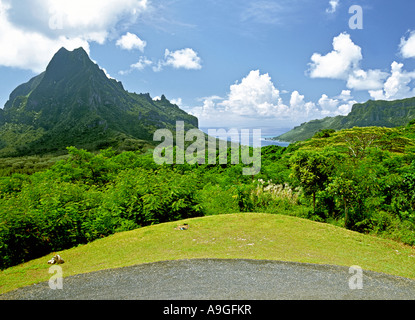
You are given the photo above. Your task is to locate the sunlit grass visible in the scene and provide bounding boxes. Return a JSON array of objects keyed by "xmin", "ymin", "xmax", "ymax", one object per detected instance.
[{"xmin": 1, "ymin": 212, "xmax": 415, "ymax": 294}]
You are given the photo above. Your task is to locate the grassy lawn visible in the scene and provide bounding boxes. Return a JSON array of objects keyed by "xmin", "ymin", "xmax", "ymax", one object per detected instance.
[{"xmin": 1, "ymin": 212, "xmax": 415, "ymax": 294}]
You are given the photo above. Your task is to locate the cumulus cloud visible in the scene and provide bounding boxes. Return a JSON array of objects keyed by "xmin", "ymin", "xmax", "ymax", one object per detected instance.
[
  {"xmin": 318, "ymin": 94, "xmax": 340, "ymax": 115},
  {"xmin": 308, "ymin": 32, "xmax": 396, "ymax": 94},
  {"xmin": 289, "ymin": 90, "xmax": 306, "ymax": 110},
  {"xmin": 187, "ymin": 71, "xmax": 292, "ymax": 127},
  {"xmin": 338, "ymin": 89, "xmax": 352, "ymax": 101},
  {"xmin": 190, "ymin": 31, "xmax": 415, "ymax": 128},
  {"xmin": 116, "ymin": 32, "xmax": 146, "ymax": 51},
  {"xmin": 346, "ymin": 69, "xmax": 388, "ymax": 91},
  {"xmin": 400, "ymin": 31, "xmax": 415, "ymax": 59},
  {"xmin": 363, "ymin": 31, "xmax": 415, "ymax": 101},
  {"xmin": 186, "ymin": 70, "xmax": 355, "ymax": 128},
  {"xmin": 188, "ymin": 96, "xmax": 224, "ymax": 121},
  {"xmin": 369, "ymin": 61, "xmax": 415, "ymax": 100},
  {"xmin": 164, "ymin": 48, "xmax": 202, "ymax": 70},
  {"xmin": 289, "ymin": 91, "xmax": 316, "ymax": 116},
  {"xmin": 219, "ymin": 70, "xmax": 287, "ymax": 117},
  {"xmin": 318, "ymin": 91, "xmax": 357, "ymax": 116},
  {"xmin": 0, "ymin": 0, "xmax": 148, "ymax": 72},
  {"xmin": 308, "ymin": 32, "xmax": 362, "ymax": 80}
]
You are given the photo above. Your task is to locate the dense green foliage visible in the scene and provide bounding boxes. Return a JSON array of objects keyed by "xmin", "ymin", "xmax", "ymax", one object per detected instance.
[
  {"xmin": 0, "ymin": 144, "xmax": 301, "ymax": 269},
  {"xmin": 0, "ymin": 154, "xmax": 68, "ymax": 176},
  {"xmin": 290, "ymin": 125, "xmax": 415, "ymax": 239},
  {"xmin": 1, "ymin": 124, "xmax": 415, "ymax": 269},
  {"xmin": 274, "ymin": 97, "xmax": 415, "ymax": 142}
]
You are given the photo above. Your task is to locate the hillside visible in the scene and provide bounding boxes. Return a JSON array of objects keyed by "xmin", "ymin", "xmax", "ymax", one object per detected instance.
[
  {"xmin": 273, "ymin": 97, "xmax": 415, "ymax": 142},
  {"xmin": 2, "ymin": 213, "xmax": 415, "ymax": 294},
  {"xmin": 0, "ymin": 47, "xmax": 198, "ymax": 157}
]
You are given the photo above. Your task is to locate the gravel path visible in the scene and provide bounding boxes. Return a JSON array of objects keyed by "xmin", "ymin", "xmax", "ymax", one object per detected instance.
[{"xmin": 2, "ymin": 259, "xmax": 415, "ymax": 300}]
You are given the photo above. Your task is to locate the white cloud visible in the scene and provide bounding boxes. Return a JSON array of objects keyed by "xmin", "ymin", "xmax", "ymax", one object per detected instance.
[
  {"xmin": 188, "ymin": 96, "xmax": 224, "ymax": 122},
  {"xmin": 290, "ymin": 91, "xmax": 316, "ymax": 116},
  {"xmin": 219, "ymin": 70, "xmax": 287, "ymax": 117},
  {"xmin": 164, "ymin": 48, "xmax": 202, "ymax": 70},
  {"xmin": 318, "ymin": 94, "xmax": 340, "ymax": 114},
  {"xmin": 170, "ymin": 98, "xmax": 183, "ymax": 107},
  {"xmin": 308, "ymin": 33, "xmax": 362, "ymax": 80},
  {"xmin": 318, "ymin": 92, "xmax": 356, "ymax": 116},
  {"xmin": 346, "ymin": 69, "xmax": 388, "ymax": 90},
  {"xmin": 116, "ymin": 32, "xmax": 146, "ymax": 51},
  {"xmin": 337, "ymin": 102, "xmax": 354, "ymax": 115},
  {"xmin": 186, "ymin": 71, "xmax": 293, "ymax": 127},
  {"xmin": 182, "ymin": 68, "xmax": 366, "ymax": 129},
  {"xmin": 30, "ymin": 0, "xmax": 147, "ymax": 39},
  {"xmin": 369, "ymin": 61, "xmax": 415, "ymax": 100},
  {"xmin": 308, "ymin": 32, "xmax": 396, "ymax": 95},
  {"xmin": 186, "ymin": 70, "xmax": 358, "ymax": 128},
  {"xmin": 119, "ymin": 56, "xmax": 152, "ymax": 75},
  {"xmin": 326, "ymin": 0, "xmax": 339, "ymax": 14},
  {"xmin": 118, "ymin": 48, "xmax": 202, "ymax": 74},
  {"xmin": 400, "ymin": 31, "xmax": 415, "ymax": 59},
  {"xmin": 338, "ymin": 90, "xmax": 352, "ymax": 101},
  {"xmin": 131, "ymin": 56, "xmax": 153, "ymax": 71},
  {"xmin": 290, "ymin": 90, "xmax": 305, "ymax": 110},
  {"xmin": 0, "ymin": 0, "xmax": 148, "ymax": 72}
]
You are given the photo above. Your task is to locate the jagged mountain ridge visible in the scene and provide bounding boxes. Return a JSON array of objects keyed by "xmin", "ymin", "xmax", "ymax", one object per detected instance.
[
  {"xmin": 0, "ymin": 47, "xmax": 198, "ymax": 156},
  {"xmin": 274, "ymin": 97, "xmax": 415, "ymax": 142}
]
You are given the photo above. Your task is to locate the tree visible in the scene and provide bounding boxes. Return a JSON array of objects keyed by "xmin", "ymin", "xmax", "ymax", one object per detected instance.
[
  {"xmin": 326, "ymin": 176, "xmax": 358, "ymax": 227},
  {"xmin": 341, "ymin": 128, "xmax": 380, "ymax": 159},
  {"xmin": 290, "ymin": 150, "xmax": 333, "ymax": 212},
  {"xmin": 313, "ymin": 129, "xmax": 336, "ymax": 139}
]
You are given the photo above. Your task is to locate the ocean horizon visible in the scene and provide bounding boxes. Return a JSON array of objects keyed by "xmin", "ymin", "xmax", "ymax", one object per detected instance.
[{"xmin": 200, "ymin": 127, "xmax": 292, "ymax": 147}]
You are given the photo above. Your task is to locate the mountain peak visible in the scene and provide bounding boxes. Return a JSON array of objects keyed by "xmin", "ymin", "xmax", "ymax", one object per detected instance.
[
  {"xmin": 35, "ymin": 46, "xmax": 106, "ymax": 94},
  {"xmin": 0, "ymin": 46, "xmax": 198, "ymax": 156},
  {"xmin": 54, "ymin": 46, "xmax": 88, "ymax": 58},
  {"xmin": 50, "ymin": 47, "xmax": 90, "ymax": 66},
  {"xmin": 55, "ymin": 46, "xmax": 69, "ymax": 55}
]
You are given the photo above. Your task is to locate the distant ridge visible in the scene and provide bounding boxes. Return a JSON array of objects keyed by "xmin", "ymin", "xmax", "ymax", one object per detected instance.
[
  {"xmin": 273, "ymin": 97, "xmax": 415, "ymax": 142},
  {"xmin": 0, "ymin": 47, "xmax": 198, "ymax": 157}
]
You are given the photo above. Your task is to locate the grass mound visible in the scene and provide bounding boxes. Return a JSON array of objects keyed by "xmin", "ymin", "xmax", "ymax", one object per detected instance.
[{"xmin": 1, "ymin": 213, "xmax": 415, "ymax": 294}]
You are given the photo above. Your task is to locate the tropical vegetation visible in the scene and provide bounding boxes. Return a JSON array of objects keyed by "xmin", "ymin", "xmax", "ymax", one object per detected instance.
[{"xmin": 1, "ymin": 122, "xmax": 415, "ymax": 270}]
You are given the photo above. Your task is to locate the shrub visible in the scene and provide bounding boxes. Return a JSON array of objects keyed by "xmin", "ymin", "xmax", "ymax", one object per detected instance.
[{"xmin": 196, "ymin": 184, "xmax": 239, "ymax": 215}]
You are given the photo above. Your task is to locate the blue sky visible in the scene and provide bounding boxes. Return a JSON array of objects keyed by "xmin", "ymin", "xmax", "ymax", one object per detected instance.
[{"xmin": 1, "ymin": 0, "xmax": 415, "ymax": 132}]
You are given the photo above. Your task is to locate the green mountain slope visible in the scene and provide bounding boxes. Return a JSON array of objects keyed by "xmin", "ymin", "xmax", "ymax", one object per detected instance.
[
  {"xmin": 0, "ymin": 47, "xmax": 198, "ymax": 157},
  {"xmin": 274, "ymin": 97, "xmax": 415, "ymax": 142}
]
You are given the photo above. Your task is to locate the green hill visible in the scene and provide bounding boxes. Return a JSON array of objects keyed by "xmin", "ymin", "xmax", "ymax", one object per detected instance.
[
  {"xmin": 0, "ymin": 47, "xmax": 198, "ymax": 157},
  {"xmin": 1, "ymin": 213, "xmax": 415, "ymax": 294},
  {"xmin": 274, "ymin": 97, "xmax": 415, "ymax": 142}
]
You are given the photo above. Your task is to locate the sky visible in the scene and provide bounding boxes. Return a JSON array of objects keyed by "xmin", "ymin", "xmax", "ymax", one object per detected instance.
[{"xmin": 1, "ymin": 0, "xmax": 415, "ymax": 133}]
